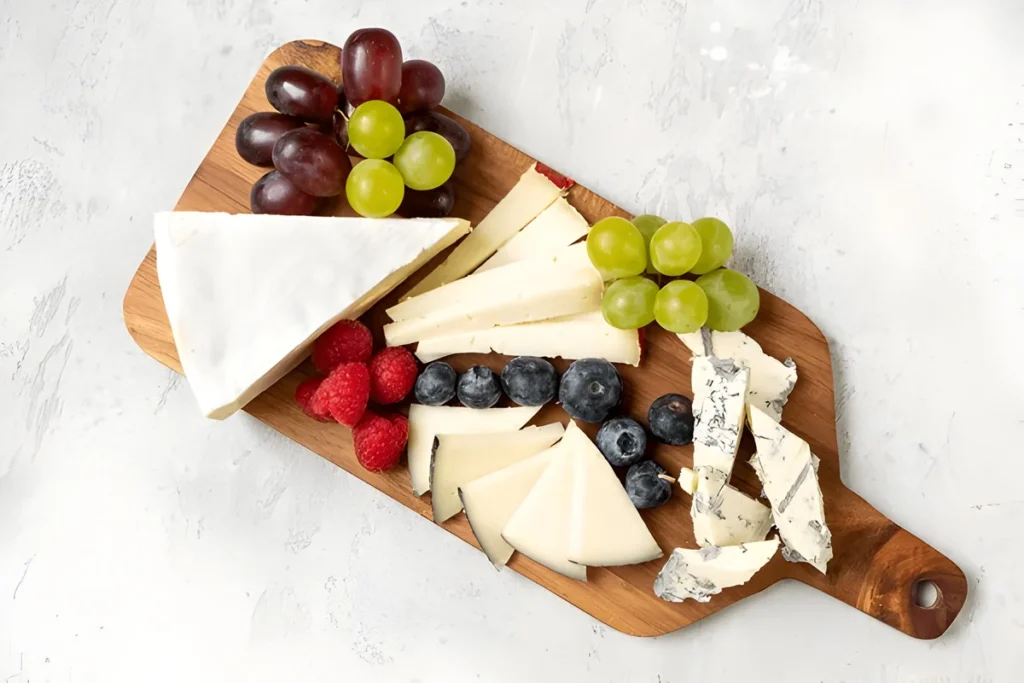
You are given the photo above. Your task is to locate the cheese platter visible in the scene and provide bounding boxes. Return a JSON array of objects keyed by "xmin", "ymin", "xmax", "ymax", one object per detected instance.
[{"xmin": 122, "ymin": 38, "xmax": 967, "ymax": 639}]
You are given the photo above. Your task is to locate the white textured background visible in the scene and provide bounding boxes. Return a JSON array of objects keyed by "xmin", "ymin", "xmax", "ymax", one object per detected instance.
[{"xmin": 2, "ymin": 0, "xmax": 1022, "ymax": 681}]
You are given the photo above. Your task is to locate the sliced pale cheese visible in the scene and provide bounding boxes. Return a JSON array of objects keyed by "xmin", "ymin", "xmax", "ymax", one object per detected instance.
[
  {"xmin": 476, "ymin": 197, "xmax": 589, "ymax": 272},
  {"xmin": 430, "ymin": 423, "xmax": 565, "ymax": 523},
  {"xmin": 654, "ymin": 538, "xmax": 780, "ymax": 603},
  {"xmin": 678, "ymin": 467, "xmax": 773, "ymax": 547},
  {"xmin": 154, "ymin": 212, "xmax": 470, "ymax": 419},
  {"xmin": 502, "ymin": 445, "xmax": 587, "ymax": 581},
  {"xmin": 414, "ymin": 311, "xmax": 640, "ymax": 366},
  {"xmin": 747, "ymin": 407, "xmax": 832, "ymax": 574},
  {"xmin": 459, "ymin": 446, "xmax": 560, "ymax": 568},
  {"xmin": 679, "ymin": 328, "xmax": 798, "ymax": 423},
  {"xmin": 405, "ymin": 163, "xmax": 567, "ymax": 297},
  {"xmin": 407, "ymin": 404, "xmax": 541, "ymax": 496},
  {"xmin": 564, "ymin": 422, "xmax": 662, "ymax": 567}
]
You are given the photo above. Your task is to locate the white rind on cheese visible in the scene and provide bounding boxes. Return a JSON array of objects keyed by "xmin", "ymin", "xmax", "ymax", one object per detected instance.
[
  {"xmin": 459, "ymin": 446, "xmax": 560, "ymax": 569},
  {"xmin": 565, "ymin": 422, "xmax": 662, "ymax": 567},
  {"xmin": 405, "ymin": 164, "xmax": 566, "ymax": 297},
  {"xmin": 654, "ymin": 538, "xmax": 780, "ymax": 603},
  {"xmin": 407, "ymin": 404, "xmax": 541, "ymax": 496},
  {"xmin": 678, "ymin": 467, "xmax": 774, "ymax": 547},
  {"xmin": 429, "ymin": 423, "xmax": 565, "ymax": 523},
  {"xmin": 679, "ymin": 328, "xmax": 798, "ymax": 423},
  {"xmin": 153, "ymin": 212, "xmax": 470, "ymax": 419},
  {"xmin": 413, "ymin": 311, "xmax": 641, "ymax": 366},
  {"xmin": 476, "ymin": 197, "xmax": 590, "ymax": 272},
  {"xmin": 747, "ymin": 406, "xmax": 833, "ymax": 574}
]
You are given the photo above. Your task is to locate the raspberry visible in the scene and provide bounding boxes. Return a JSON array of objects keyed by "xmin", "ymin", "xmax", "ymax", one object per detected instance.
[
  {"xmin": 311, "ymin": 320, "xmax": 373, "ymax": 373},
  {"xmin": 353, "ymin": 412, "xmax": 409, "ymax": 472},
  {"xmin": 295, "ymin": 377, "xmax": 332, "ymax": 422},
  {"xmin": 309, "ymin": 362, "xmax": 369, "ymax": 427},
  {"xmin": 368, "ymin": 347, "xmax": 418, "ymax": 404}
]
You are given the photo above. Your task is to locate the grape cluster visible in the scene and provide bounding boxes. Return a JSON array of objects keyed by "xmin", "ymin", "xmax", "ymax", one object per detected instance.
[
  {"xmin": 235, "ymin": 28, "xmax": 471, "ymax": 218},
  {"xmin": 587, "ymin": 215, "xmax": 759, "ymax": 333}
]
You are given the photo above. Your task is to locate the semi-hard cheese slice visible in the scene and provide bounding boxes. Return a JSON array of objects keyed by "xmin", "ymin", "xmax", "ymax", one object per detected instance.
[
  {"xmin": 748, "ymin": 407, "xmax": 833, "ymax": 574},
  {"xmin": 405, "ymin": 163, "xmax": 569, "ymax": 297},
  {"xmin": 430, "ymin": 423, "xmax": 565, "ymax": 523},
  {"xmin": 475, "ymin": 197, "xmax": 590, "ymax": 273},
  {"xmin": 678, "ymin": 467, "xmax": 773, "ymax": 547},
  {"xmin": 502, "ymin": 445, "xmax": 587, "ymax": 581},
  {"xmin": 459, "ymin": 445, "xmax": 560, "ymax": 568},
  {"xmin": 413, "ymin": 311, "xmax": 641, "ymax": 366},
  {"xmin": 679, "ymin": 328, "xmax": 798, "ymax": 423},
  {"xmin": 565, "ymin": 422, "xmax": 662, "ymax": 567},
  {"xmin": 407, "ymin": 404, "xmax": 542, "ymax": 496},
  {"xmin": 154, "ymin": 212, "xmax": 470, "ymax": 419},
  {"xmin": 654, "ymin": 538, "xmax": 780, "ymax": 603}
]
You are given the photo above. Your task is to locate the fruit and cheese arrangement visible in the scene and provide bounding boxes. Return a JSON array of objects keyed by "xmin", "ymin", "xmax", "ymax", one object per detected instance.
[{"xmin": 127, "ymin": 34, "xmax": 967, "ymax": 638}]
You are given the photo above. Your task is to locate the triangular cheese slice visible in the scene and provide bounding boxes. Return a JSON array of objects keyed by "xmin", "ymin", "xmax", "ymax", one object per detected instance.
[
  {"xmin": 429, "ymin": 423, "xmax": 565, "ymax": 523},
  {"xmin": 564, "ymin": 421, "xmax": 662, "ymax": 566},
  {"xmin": 459, "ymin": 445, "xmax": 560, "ymax": 569},
  {"xmin": 155, "ymin": 212, "xmax": 470, "ymax": 419},
  {"xmin": 475, "ymin": 197, "xmax": 589, "ymax": 272}
]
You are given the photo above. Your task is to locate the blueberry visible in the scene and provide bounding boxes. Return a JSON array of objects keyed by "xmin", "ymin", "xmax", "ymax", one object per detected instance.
[
  {"xmin": 647, "ymin": 393, "xmax": 694, "ymax": 445},
  {"xmin": 414, "ymin": 362, "xmax": 457, "ymax": 406},
  {"xmin": 596, "ymin": 417, "xmax": 647, "ymax": 467},
  {"xmin": 558, "ymin": 358, "xmax": 622, "ymax": 423},
  {"xmin": 625, "ymin": 460, "xmax": 673, "ymax": 509},
  {"xmin": 501, "ymin": 356, "xmax": 558, "ymax": 406},
  {"xmin": 457, "ymin": 365, "xmax": 502, "ymax": 409}
]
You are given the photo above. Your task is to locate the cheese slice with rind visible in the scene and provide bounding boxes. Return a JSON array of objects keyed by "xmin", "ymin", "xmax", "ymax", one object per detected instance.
[{"xmin": 475, "ymin": 197, "xmax": 589, "ymax": 272}]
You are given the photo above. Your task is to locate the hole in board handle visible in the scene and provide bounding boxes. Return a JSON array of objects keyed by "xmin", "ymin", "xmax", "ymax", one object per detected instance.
[{"xmin": 914, "ymin": 580, "xmax": 941, "ymax": 609}]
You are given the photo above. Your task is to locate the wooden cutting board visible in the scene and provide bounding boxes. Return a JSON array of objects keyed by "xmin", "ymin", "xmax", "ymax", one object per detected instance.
[{"xmin": 122, "ymin": 39, "xmax": 967, "ymax": 639}]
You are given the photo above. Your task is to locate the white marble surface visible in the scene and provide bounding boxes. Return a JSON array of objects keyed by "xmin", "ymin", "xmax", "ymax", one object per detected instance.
[{"xmin": 1, "ymin": 0, "xmax": 1022, "ymax": 680}]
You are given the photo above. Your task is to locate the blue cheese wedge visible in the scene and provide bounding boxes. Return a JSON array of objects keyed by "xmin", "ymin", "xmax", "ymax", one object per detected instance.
[
  {"xmin": 678, "ymin": 467, "xmax": 773, "ymax": 547},
  {"xmin": 747, "ymin": 406, "xmax": 833, "ymax": 574},
  {"xmin": 654, "ymin": 539, "xmax": 780, "ymax": 603}
]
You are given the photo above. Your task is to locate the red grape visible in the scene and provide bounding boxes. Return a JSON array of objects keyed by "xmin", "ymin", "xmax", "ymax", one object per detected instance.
[
  {"xmin": 342, "ymin": 28, "xmax": 402, "ymax": 106},
  {"xmin": 272, "ymin": 128, "xmax": 352, "ymax": 197},
  {"xmin": 266, "ymin": 65, "xmax": 338, "ymax": 123},
  {"xmin": 251, "ymin": 170, "xmax": 324, "ymax": 215},
  {"xmin": 236, "ymin": 112, "xmax": 306, "ymax": 166},
  {"xmin": 397, "ymin": 181, "xmax": 455, "ymax": 218},
  {"xmin": 404, "ymin": 111, "xmax": 471, "ymax": 162},
  {"xmin": 398, "ymin": 59, "xmax": 445, "ymax": 114}
]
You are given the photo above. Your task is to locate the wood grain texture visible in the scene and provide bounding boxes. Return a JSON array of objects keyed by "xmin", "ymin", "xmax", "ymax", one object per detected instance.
[{"xmin": 122, "ymin": 40, "xmax": 967, "ymax": 639}]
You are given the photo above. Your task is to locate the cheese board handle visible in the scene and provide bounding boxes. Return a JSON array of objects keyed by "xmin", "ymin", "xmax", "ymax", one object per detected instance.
[{"xmin": 793, "ymin": 484, "xmax": 968, "ymax": 639}]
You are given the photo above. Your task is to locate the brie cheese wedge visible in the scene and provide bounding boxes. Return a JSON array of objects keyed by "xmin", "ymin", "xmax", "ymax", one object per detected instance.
[
  {"xmin": 654, "ymin": 538, "xmax": 780, "ymax": 603},
  {"xmin": 678, "ymin": 467, "xmax": 773, "ymax": 547},
  {"xmin": 154, "ymin": 212, "xmax": 470, "ymax": 419},
  {"xmin": 475, "ymin": 197, "xmax": 589, "ymax": 272}
]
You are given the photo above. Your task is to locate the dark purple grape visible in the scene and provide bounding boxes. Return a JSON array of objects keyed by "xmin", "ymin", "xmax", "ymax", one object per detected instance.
[
  {"xmin": 404, "ymin": 111, "xmax": 471, "ymax": 163},
  {"xmin": 342, "ymin": 28, "xmax": 402, "ymax": 106},
  {"xmin": 331, "ymin": 110, "xmax": 352, "ymax": 152},
  {"xmin": 236, "ymin": 112, "xmax": 306, "ymax": 166},
  {"xmin": 397, "ymin": 181, "xmax": 455, "ymax": 218},
  {"xmin": 251, "ymin": 170, "xmax": 324, "ymax": 215},
  {"xmin": 272, "ymin": 128, "xmax": 352, "ymax": 197},
  {"xmin": 398, "ymin": 59, "xmax": 445, "ymax": 114},
  {"xmin": 265, "ymin": 65, "xmax": 338, "ymax": 123}
]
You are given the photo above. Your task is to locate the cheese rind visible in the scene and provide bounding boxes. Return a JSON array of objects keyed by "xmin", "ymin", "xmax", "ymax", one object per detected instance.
[
  {"xmin": 154, "ymin": 212, "xmax": 470, "ymax": 419},
  {"xmin": 413, "ymin": 311, "xmax": 641, "ymax": 366},
  {"xmin": 747, "ymin": 406, "xmax": 833, "ymax": 574},
  {"xmin": 429, "ymin": 424, "xmax": 565, "ymax": 523},
  {"xmin": 476, "ymin": 197, "xmax": 590, "ymax": 272},
  {"xmin": 654, "ymin": 539, "xmax": 780, "ymax": 603},
  {"xmin": 407, "ymin": 404, "xmax": 542, "ymax": 496},
  {"xmin": 459, "ymin": 446, "xmax": 560, "ymax": 568},
  {"xmin": 678, "ymin": 467, "xmax": 774, "ymax": 547},
  {"xmin": 405, "ymin": 164, "xmax": 565, "ymax": 297}
]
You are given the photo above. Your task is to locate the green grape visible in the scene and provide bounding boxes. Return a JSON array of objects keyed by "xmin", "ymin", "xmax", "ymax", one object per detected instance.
[
  {"xmin": 347, "ymin": 100, "xmax": 406, "ymax": 159},
  {"xmin": 632, "ymin": 214, "xmax": 666, "ymax": 275},
  {"xmin": 690, "ymin": 218, "xmax": 734, "ymax": 274},
  {"xmin": 650, "ymin": 221, "xmax": 702, "ymax": 276},
  {"xmin": 601, "ymin": 277, "xmax": 659, "ymax": 329},
  {"xmin": 654, "ymin": 280, "xmax": 709, "ymax": 333},
  {"xmin": 346, "ymin": 159, "xmax": 405, "ymax": 218},
  {"xmin": 586, "ymin": 217, "xmax": 647, "ymax": 280},
  {"xmin": 695, "ymin": 268, "xmax": 760, "ymax": 331},
  {"xmin": 393, "ymin": 131, "xmax": 456, "ymax": 190}
]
